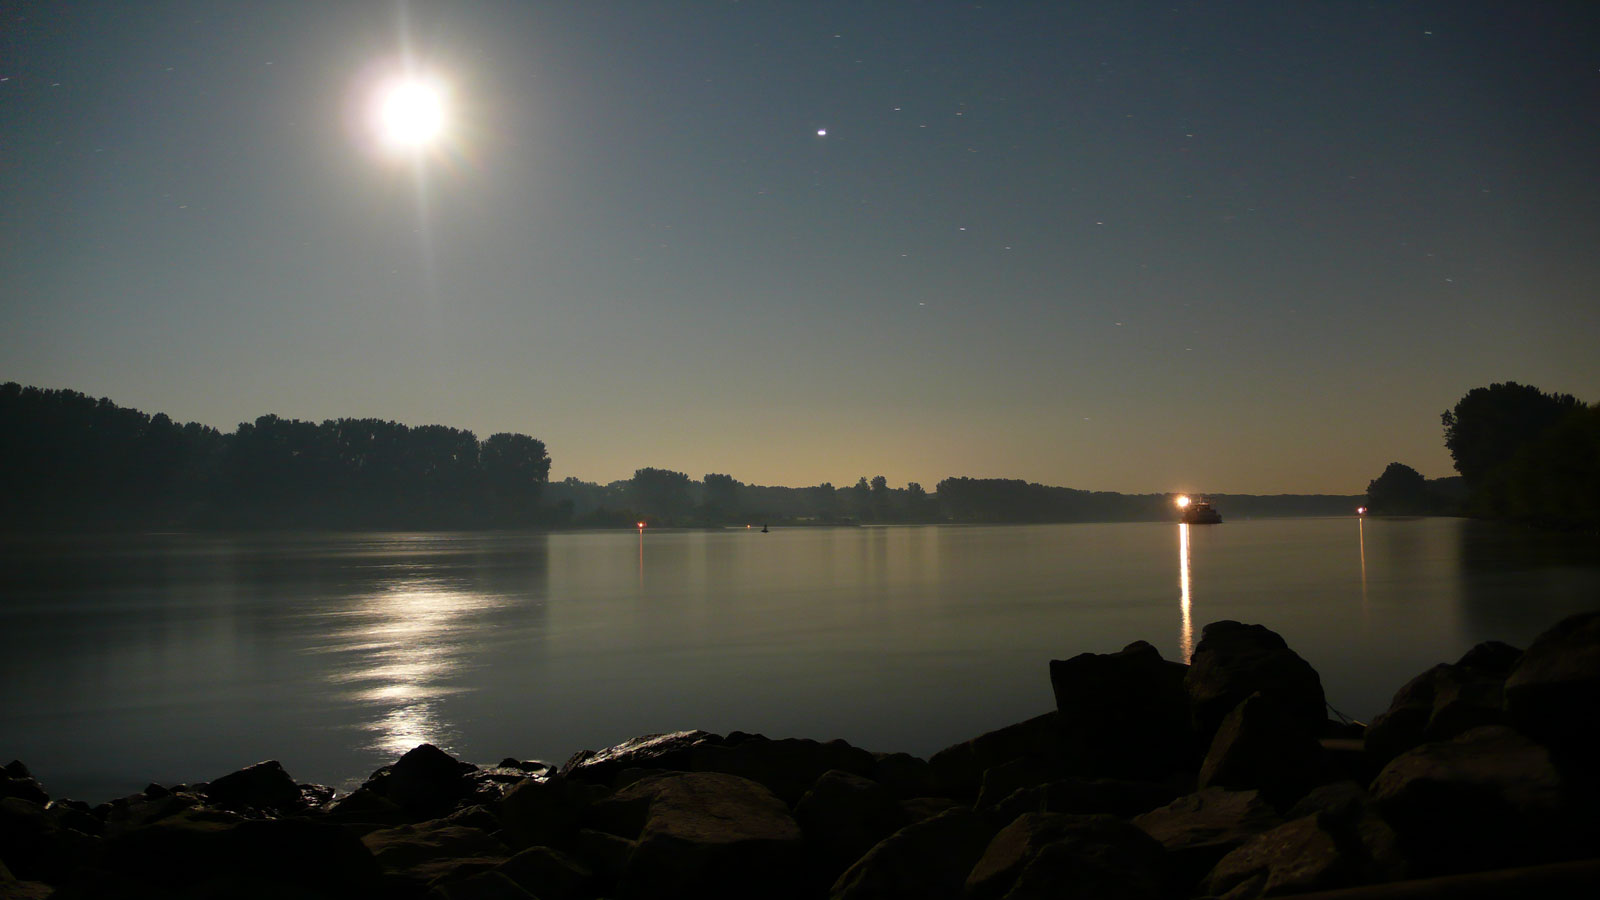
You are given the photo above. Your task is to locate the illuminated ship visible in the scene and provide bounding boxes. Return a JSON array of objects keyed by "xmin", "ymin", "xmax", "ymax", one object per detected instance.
[{"xmin": 1175, "ymin": 495, "xmax": 1223, "ymax": 524}]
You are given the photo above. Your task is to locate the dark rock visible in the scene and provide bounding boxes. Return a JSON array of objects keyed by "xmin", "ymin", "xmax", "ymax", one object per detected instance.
[
  {"xmin": 1, "ymin": 763, "xmax": 30, "ymax": 780},
  {"xmin": 299, "ymin": 782, "xmax": 336, "ymax": 808},
  {"xmin": 361, "ymin": 818, "xmax": 511, "ymax": 885},
  {"xmin": 1185, "ymin": 621, "xmax": 1327, "ymax": 742},
  {"xmin": 1203, "ymin": 813, "xmax": 1356, "ymax": 899},
  {"xmin": 869, "ymin": 752, "xmax": 937, "ymax": 800},
  {"xmin": 91, "ymin": 808, "xmax": 385, "ymax": 898},
  {"xmin": 1132, "ymin": 787, "xmax": 1283, "ymax": 890},
  {"xmin": 427, "ymin": 870, "xmax": 536, "ymax": 899},
  {"xmin": 324, "ymin": 787, "xmax": 408, "ymax": 825},
  {"xmin": 440, "ymin": 804, "xmax": 501, "ymax": 832},
  {"xmin": 988, "ymin": 777, "xmax": 1184, "ymax": 826},
  {"xmin": 1456, "ymin": 640, "xmax": 1522, "ymax": 675},
  {"xmin": 568, "ymin": 828, "xmax": 634, "ymax": 888},
  {"xmin": 202, "ymin": 759, "xmax": 305, "ymax": 812},
  {"xmin": 493, "ymin": 845, "xmax": 592, "ymax": 900},
  {"xmin": 689, "ymin": 735, "xmax": 877, "ymax": 805},
  {"xmin": 1050, "ymin": 639, "xmax": 1198, "ymax": 778},
  {"xmin": 1199, "ymin": 692, "xmax": 1328, "ymax": 808},
  {"xmin": 901, "ymin": 796, "xmax": 960, "ymax": 822},
  {"xmin": 97, "ymin": 790, "xmax": 197, "ymax": 836},
  {"xmin": 1371, "ymin": 725, "xmax": 1580, "ymax": 876},
  {"xmin": 363, "ymin": 744, "xmax": 480, "ymax": 820},
  {"xmin": 1364, "ymin": 663, "xmax": 1508, "ymax": 766},
  {"xmin": 830, "ymin": 807, "xmax": 996, "ymax": 900},
  {"xmin": 0, "ymin": 796, "xmax": 99, "ymax": 884},
  {"xmin": 560, "ymin": 730, "xmax": 720, "ymax": 786},
  {"xmin": 928, "ymin": 711, "xmax": 1063, "ymax": 802},
  {"xmin": 0, "ymin": 858, "xmax": 52, "ymax": 900},
  {"xmin": 1504, "ymin": 610, "xmax": 1600, "ymax": 758},
  {"xmin": 142, "ymin": 782, "xmax": 170, "ymax": 799},
  {"xmin": 975, "ymin": 755, "xmax": 1073, "ymax": 812},
  {"xmin": 496, "ymin": 774, "xmax": 593, "ymax": 850},
  {"xmin": 609, "ymin": 771, "xmax": 805, "ymax": 900},
  {"xmin": 793, "ymin": 769, "xmax": 908, "ymax": 881},
  {"xmin": 966, "ymin": 811, "xmax": 1169, "ymax": 900},
  {"xmin": 0, "ymin": 778, "xmax": 48, "ymax": 807},
  {"xmin": 44, "ymin": 799, "xmax": 103, "ymax": 838}
]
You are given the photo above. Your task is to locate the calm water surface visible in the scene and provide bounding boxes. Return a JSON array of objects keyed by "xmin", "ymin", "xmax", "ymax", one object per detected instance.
[{"xmin": 2, "ymin": 518, "xmax": 1596, "ymax": 802}]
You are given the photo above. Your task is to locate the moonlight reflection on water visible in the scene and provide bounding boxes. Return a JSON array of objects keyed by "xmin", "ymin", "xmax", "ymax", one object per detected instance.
[{"xmin": 317, "ymin": 579, "xmax": 504, "ymax": 758}]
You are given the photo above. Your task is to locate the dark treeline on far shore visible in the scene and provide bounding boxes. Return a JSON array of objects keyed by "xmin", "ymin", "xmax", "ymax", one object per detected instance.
[
  {"xmin": 1365, "ymin": 382, "xmax": 1600, "ymax": 530},
  {"xmin": 1, "ymin": 382, "xmax": 1363, "ymax": 532}
]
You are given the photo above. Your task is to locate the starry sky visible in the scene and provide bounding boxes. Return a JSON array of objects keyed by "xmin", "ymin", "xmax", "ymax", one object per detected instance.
[{"xmin": 4, "ymin": 1, "xmax": 1597, "ymax": 494}]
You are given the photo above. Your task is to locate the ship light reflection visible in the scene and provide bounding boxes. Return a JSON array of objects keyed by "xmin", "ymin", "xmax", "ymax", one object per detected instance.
[{"xmin": 1178, "ymin": 523, "xmax": 1194, "ymax": 662}]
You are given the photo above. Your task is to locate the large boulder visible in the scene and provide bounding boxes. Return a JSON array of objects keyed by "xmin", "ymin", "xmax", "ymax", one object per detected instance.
[
  {"xmin": 690, "ymin": 734, "xmax": 877, "ymax": 805},
  {"xmin": 1202, "ymin": 812, "xmax": 1367, "ymax": 899},
  {"xmin": 986, "ymin": 777, "xmax": 1183, "ymax": 826},
  {"xmin": 0, "ymin": 796, "xmax": 99, "ymax": 885},
  {"xmin": 965, "ymin": 811, "xmax": 1169, "ymax": 900},
  {"xmin": 868, "ymin": 752, "xmax": 937, "ymax": 801},
  {"xmin": 492, "ymin": 845, "xmax": 592, "ymax": 900},
  {"xmin": 361, "ymin": 818, "xmax": 511, "ymax": 886},
  {"xmin": 829, "ymin": 807, "xmax": 995, "ymax": 900},
  {"xmin": 361, "ymin": 744, "xmax": 480, "ymax": 820},
  {"xmin": 560, "ymin": 731, "xmax": 720, "ymax": 786},
  {"xmin": 201, "ymin": 759, "xmax": 306, "ymax": 813},
  {"xmin": 495, "ymin": 775, "xmax": 596, "ymax": 850},
  {"xmin": 1050, "ymin": 640, "xmax": 1197, "ymax": 778},
  {"xmin": 928, "ymin": 712, "xmax": 1064, "ymax": 802},
  {"xmin": 608, "ymin": 771, "xmax": 805, "ymax": 900},
  {"xmin": 1199, "ymin": 692, "xmax": 1327, "ymax": 808},
  {"xmin": 1132, "ymin": 788, "xmax": 1283, "ymax": 890},
  {"xmin": 1504, "ymin": 611, "xmax": 1600, "ymax": 759},
  {"xmin": 1364, "ymin": 654, "xmax": 1512, "ymax": 766},
  {"xmin": 0, "ymin": 761, "xmax": 48, "ymax": 807},
  {"xmin": 1370, "ymin": 725, "xmax": 1578, "ymax": 876},
  {"xmin": 793, "ymin": 769, "xmax": 908, "ymax": 881},
  {"xmin": 87, "ymin": 807, "xmax": 386, "ymax": 899},
  {"xmin": 1185, "ymin": 621, "xmax": 1327, "ymax": 742}
]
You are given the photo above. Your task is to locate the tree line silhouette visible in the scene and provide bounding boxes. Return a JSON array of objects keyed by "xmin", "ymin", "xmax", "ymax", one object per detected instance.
[
  {"xmin": 4, "ymin": 381, "xmax": 1365, "ymax": 532},
  {"xmin": 1366, "ymin": 382, "xmax": 1598, "ymax": 529},
  {"xmin": 1, "ymin": 383, "xmax": 550, "ymax": 530}
]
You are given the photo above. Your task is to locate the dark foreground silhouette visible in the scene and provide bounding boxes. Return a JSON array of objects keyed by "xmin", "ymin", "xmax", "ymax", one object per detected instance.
[{"xmin": 5, "ymin": 611, "xmax": 1598, "ymax": 899}]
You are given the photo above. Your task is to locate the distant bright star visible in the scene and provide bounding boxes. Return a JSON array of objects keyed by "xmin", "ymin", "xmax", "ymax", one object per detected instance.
[{"xmin": 817, "ymin": 128, "xmax": 827, "ymax": 137}]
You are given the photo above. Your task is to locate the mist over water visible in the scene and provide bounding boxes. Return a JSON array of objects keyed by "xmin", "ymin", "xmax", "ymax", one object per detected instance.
[{"xmin": 2, "ymin": 518, "xmax": 1596, "ymax": 802}]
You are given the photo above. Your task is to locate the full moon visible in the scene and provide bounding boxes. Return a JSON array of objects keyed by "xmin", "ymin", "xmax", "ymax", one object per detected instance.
[{"xmin": 373, "ymin": 75, "xmax": 448, "ymax": 152}]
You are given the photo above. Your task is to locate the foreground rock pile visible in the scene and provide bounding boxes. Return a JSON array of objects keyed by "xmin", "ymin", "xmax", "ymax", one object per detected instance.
[{"xmin": 5, "ymin": 612, "xmax": 1600, "ymax": 899}]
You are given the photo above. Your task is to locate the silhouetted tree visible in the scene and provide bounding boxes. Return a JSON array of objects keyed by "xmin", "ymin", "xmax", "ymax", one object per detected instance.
[
  {"xmin": 1365, "ymin": 463, "xmax": 1435, "ymax": 515},
  {"xmin": 701, "ymin": 473, "xmax": 744, "ymax": 523},
  {"xmin": 630, "ymin": 467, "xmax": 694, "ymax": 523},
  {"xmin": 1442, "ymin": 383, "xmax": 1582, "ymax": 487}
]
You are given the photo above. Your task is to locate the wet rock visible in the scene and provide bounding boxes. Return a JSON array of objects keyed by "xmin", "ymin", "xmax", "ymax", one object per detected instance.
[
  {"xmin": 1504, "ymin": 610, "xmax": 1600, "ymax": 758},
  {"xmin": 829, "ymin": 807, "xmax": 995, "ymax": 900},
  {"xmin": 1456, "ymin": 640, "xmax": 1522, "ymax": 675},
  {"xmin": 1371, "ymin": 724, "xmax": 1578, "ymax": 876},
  {"xmin": 0, "ymin": 776, "xmax": 47, "ymax": 807},
  {"xmin": 324, "ymin": 787, "xmax": 408, "ymax": 825},
  {"xmin": 496, "ymin": 774, "xmax": 594, "ymax": 850},
  {"xmin": 928, "ymin": 712, "xmax": 1063, "ymax": 802},
  {"xmin": 1185, "ymin": 621, "xmax": 1327, "ymax": 743},
  {"xmin": 1050, "ymin": 639, "xmax": 1197, "ymax": 778},
  {"xmin": 362, "ymin": 744, "xmax": 480, "ymax": 820},
  {"xmin": 869, "ymin": 752, "xmax": 937, "ymax": 800},
  {"xmin": 793, "ymin": 769, "xmax": 908, "ymax": 880},
  {"xmin": 609, "ymin": 771, "xmax": 805, "ymax": 900},
  {"xmin": 493, "ymin": 845, "xmax": 592, "ymax": 900},
  {"xmin": 202, "ymin": 759, "xmax": 305, "ymax": 812},
  {"xmin": 966, "ymin": 811, "xmax": 1169, "ymax": 900},
  {"xmin": 97, "ymin": 789, "xmax": 198, "ymax": 836},
  {"xmin": 1199, "ymin": 692, "xmax": 1327, "ymax": 808},
  {"xmin": 0, "ymin": 858, "xmax": 52, "ymax": 900},
  {"xmin": 0, "ymin": 796, "xmax": 99, "ymax": 884},
  {"xmin": 1364, "ymin": 663, "xmax": 1509, "ymax": 766},
  {"xmin": 987, "ymin": 777, "xmax": 1184, "ymax": 826},
  {"xmin": 428, "ymin": 870, "xmax": 537, "ymax": 899},
  {"xmin": 1132, "ymin": 787, "xmax": 1283, "ymax": 890},
  {"xmin": 361, "ymin": 818, "xmax": 511, "ymax": 885},
  {"xmin": 690, "ymin": 734, "xmax": 877, "ymax": 805},
  {"xmin": 560, "ymin": 730, "xmax": 720, "ymax": 786},
  {"xmin": 90, "ymin": 808, "xmax": 385, "ymax": 898}
]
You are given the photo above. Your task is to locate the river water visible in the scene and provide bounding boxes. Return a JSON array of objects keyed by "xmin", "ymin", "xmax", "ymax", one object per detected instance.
[{"xmin": 2, "ymin": 518, "xmax": 1596, "ymax": 802}]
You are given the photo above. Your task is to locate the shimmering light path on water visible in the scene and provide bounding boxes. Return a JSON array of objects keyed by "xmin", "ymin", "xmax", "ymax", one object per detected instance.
[{"xmin": 1, "ymin": 518, "xmax": 1596, "ymax": 802}]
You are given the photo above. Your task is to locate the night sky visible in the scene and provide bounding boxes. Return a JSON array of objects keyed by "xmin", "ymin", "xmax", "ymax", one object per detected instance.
[{"xmin": 4, "ymin": 1, "xmax": 1597, "ymax": 494}]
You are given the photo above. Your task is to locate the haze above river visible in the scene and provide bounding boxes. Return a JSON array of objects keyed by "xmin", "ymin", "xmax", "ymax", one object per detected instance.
[{"xmin": 3, "ymin": 518, "xmax": 1597, "ymax": 802}]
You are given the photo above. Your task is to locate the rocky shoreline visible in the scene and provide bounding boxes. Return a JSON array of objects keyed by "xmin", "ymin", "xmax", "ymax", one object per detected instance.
[{"xmin": 4, "ymin": 612, "xmax": 1598, "ymax": 899}]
